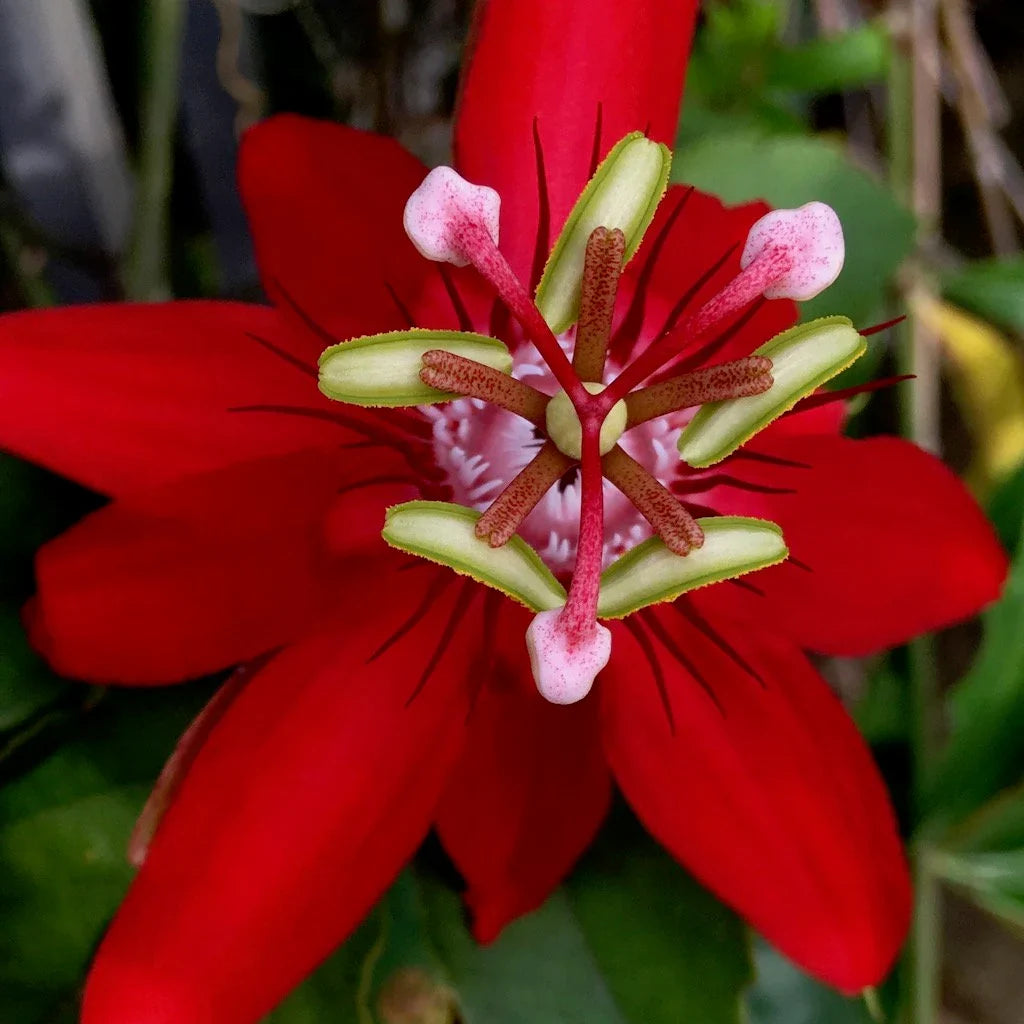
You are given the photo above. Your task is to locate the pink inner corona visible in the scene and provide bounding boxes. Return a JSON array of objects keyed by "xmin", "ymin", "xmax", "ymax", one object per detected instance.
[{"xmin": 422, "ymin": 338, "xmax": 696, "ymax": 573}]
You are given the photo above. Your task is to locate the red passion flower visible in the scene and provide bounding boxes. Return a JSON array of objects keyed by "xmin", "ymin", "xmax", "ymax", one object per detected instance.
[{"xmin": 0, "ymin": 0, "xmax": 1006, "ymax": 1021}]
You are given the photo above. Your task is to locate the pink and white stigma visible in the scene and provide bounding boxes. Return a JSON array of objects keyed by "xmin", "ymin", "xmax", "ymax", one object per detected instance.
[
  {"xmin": 598, "ymin": 198, "xmax": 846, "ymax": 408},
  {"xmin": 526, "ymin": 609, "xmax": 612, "ymax": 704},
  {"xmin": 403, "ymin": 166, "xmax": 501, "ymax": 266},
  {"xmin": 741, "ymin": 201, "xmax": 845, "ymax": 301}
]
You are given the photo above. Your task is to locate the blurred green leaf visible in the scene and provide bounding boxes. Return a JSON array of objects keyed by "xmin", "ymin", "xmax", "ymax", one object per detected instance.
[
  {"xmin": 987, "ymin": 458, "xmax": 1024, "ymax": 552},
  {"xmin": 854, "ymin": 662, "xmax": 909, "ymax": 746},
  {"xmin": 746, "ymin": 942, "xmax": 873, "ymax": 1024},
  {"xmin": 272, "ymin": 870, "xmax": 630, "ymax": 1024},
  {"xmin": 371, "ymin": 870, "xmax": 449, "ymax": 995},
  {"xmin": 567, "ymin": 814, "xmax": 751, "ymax": 1024},
  {"xmin": 948, "ymin": 780, "xmax": 1024, "ymax": 854},
  {"xmin": 765, "ymin": 24, "xmax": 891, "ymax": 94},
  {"xmin": 0, "ymin": 606, "xmax": 67, "ymax": 732},
  {"xmin": 0, "ymin": 786, "xmax": 144, "ymax": 1021},
  {"xmin": 926, "ymin": 520, "xmax": 1024, "ymax": 827},
  {"xmin": 679, "ymin": 103, "xmax": 807, "ymax": 143},
  {"xmin": 943, "ymin": 258, "xmax": 1024, "ymax": 335},
  {"xmin": 704, "ymin": 0, "xmax": 780, "ymax": 48},
  {"xmin": 672, "ymin": 132, "xmax": 915, "ymax": 326},
  {"xmin": 420, "ymin": 877, "xmax": 626, "ymax": 1024},
  {"xmin": 277, "ymin": 811, "xmax": 754, "ymax": 1024},
  {"xmin": 934, "ymin": 844, "xmax": 1024, "ymax": 933},
  {"xmin": 946, "ymin": 847, "xmax": 1024, "ymax": 888},
  {"xmin": 683, "ymin": 2, "xmax": 889, "ymax": 153},
  {"xmin": 0, "ymin": 456, "xmax": 81, "ymax": 580},
  {"xmin": 682, "ymin": 1, "xmax": 803, "ymax": 142},
  {"xmin": 935, "ymin": 781, "xmax": 1024, "ymax": 930},
  {"xmin": 0, "ymin": 688, "xmax": 205, "ymax": 1023},
  {"xmin": 272, "ymin": 869, "xmax": 462, "ymax": 1024},
  {"xmin": 688, "ymin": 0, "xmax": 778, "ymax": 96}
]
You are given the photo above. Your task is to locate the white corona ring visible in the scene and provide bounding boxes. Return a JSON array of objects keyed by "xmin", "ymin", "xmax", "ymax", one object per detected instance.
[
  {"xmin": 403, "ymin": 166, "xmax": 500, "ymax": 266},
  {"xmin": 741, "ymin": 201, "xmax": 845, "ymax": 302}
]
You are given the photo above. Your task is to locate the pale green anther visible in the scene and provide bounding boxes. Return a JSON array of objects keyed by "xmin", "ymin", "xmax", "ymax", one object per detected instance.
[
  {"xmin": 546, "ymin": 382, "xmax": 628, "ymax": 460},
  {"xmin": 677, "ymin": 316, "xmax": 867, "ymax": 468},
  {"xmin": 318, "ymin": 329, "xmax": 512, "ymax": 407},
  {"xmin": 535, "ymin": 132, "xmax": 672, "ymax": 334},
  {"xmin": 597, "ymin": 516, "xmax": 788, "ymax": 618},
  {"xmin": 382, "ymin": 501, "xmax": 566, "ymax": 611}
]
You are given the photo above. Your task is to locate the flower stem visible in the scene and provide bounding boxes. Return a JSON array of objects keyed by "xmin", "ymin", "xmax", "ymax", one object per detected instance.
[
  {"xmin": 908, "ymin": 844, "xmax": 942, "ymax": 1024},
  {"xmin": 891, "ymin": 3, "xmax": 945, "ymax": 1021},
  {"xmin": 123, "ymin": 0, "xmax": 185, "ymax": 301},
  {"xmin": 898, "ymin": 0, "xmax": 943, "ymax": 809}
]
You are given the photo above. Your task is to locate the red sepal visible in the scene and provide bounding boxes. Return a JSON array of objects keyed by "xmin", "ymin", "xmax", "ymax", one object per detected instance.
[
  {"xmin": 82, "ymin": 563, "xmax": 481, "ymax": 1024},
  {"xmin": 454, "ymin": 0, "xmax": 701, "ymax": 283},
  {"xmin": 436, "ymin": 602, "xmax": 610, "ymax": 940},
  {"xmin": 601, "ymin": 608, "xmax": 911, "ymax": 991},
  {"xmin": 701, "ymin": 435, "xmax": 1008, "ymax": 654}
]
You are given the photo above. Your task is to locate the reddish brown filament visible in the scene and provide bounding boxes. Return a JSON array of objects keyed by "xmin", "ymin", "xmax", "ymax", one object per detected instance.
[
  {"xmin": 475, "ymin": 441, "xmax": 575, "ymax": 547},
  {"xmin": 603, "ymin": 446, "xmax": 705, "ymax": 555},
  {"xmin": 625, "ymin": 356, "xmax": 773, "ymax": 428},
  {"xmin": 420, "ymin": 349, "xmax": 550, "ymax": 425},
  {"xmin": 573, "ymin": 227, "xmax": 626, "ymax": 382}
]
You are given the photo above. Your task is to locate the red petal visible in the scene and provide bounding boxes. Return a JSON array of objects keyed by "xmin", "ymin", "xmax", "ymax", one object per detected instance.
[
  {"xmin": 454, "ymin": 0, "xmax": 701, "ymax": 283},
  {"xmin": 239, "ymin": 115, "xmax": 457, "ymax": 338},
  {"xmin": 28, "ymin": 450, "xmax": 357, "ymax": 684},
  {"xmin": 760, "ymin": 400, "xmax": 845, "ymax": 439},
  {"xmin": 601, "ymin": 608, "xmax": 911, "ymax": 991},
  {"xmin": 0, "ymin": 302, "xmax": 341, "ymax": 495},
  {"xmin": 436, "ymin": 602, "xmax": 610, "ymax": 940},
  {"xmin": 700, "ymin": 436, "xmax": 1008, "ymax": 654},
  {"xmin": 81, "ymin": 565, "xmax": 480, "ymax": 1024}
]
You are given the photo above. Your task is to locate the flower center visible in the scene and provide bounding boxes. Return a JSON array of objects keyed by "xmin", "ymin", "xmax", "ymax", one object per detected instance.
[
  {"xmin": 316, "ymin": 137, "xmax": 850, "ymax": 706},
  {"xmin": 423, "ymin": 342, "xmax": 687, "ymax": 575},
  {"xmin": 545, "ymin": 382, "xmax": 627, "ymax": 460}
]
